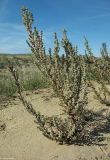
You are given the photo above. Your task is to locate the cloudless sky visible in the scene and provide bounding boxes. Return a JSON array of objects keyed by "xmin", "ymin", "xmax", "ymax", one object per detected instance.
[{"xmin": 0, "ymin": 0, "xmax": 110, "ymax": 55}]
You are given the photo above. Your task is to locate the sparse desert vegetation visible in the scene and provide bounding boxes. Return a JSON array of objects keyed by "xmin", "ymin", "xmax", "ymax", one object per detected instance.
[
  {"xmin": 0, "ymin": 55, "xmax": 49, "ymax": 97},
  {"xmin": 0, "ymin": 7, "xmax": 110, "ymax": 160}
]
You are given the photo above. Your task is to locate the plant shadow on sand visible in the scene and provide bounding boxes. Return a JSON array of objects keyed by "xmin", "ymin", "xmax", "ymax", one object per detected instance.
[
  {"xmin": 68, "ymin": 109, "xmax": 110, "ymax": 146},
  {"xmin": 34, "ymin": 108, "xmax": 110, "ymax": 146}
]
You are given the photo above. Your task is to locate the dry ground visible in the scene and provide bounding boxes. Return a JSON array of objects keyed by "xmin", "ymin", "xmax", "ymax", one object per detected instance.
[{"xmin": 0, "ymin": 88, "xmax": 110, "ymax": 160}]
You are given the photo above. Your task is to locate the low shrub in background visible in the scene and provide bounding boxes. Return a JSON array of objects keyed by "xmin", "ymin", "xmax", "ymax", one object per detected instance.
[
  {"xmin": 0, "ymin": 66, "xmax": 49, "ymax": 97},
  {"xmin": 0, "ymin": 74, "xmax": 16, "ymax": 97}
]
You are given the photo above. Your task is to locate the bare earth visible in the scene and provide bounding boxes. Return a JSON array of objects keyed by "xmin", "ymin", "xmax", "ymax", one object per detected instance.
[{"xmin": 0, "ymin": 88, "xmax": 110, "ymax": 160}]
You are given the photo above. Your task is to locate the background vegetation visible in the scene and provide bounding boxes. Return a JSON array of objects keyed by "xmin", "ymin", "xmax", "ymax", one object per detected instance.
[{"xmin": 0, "ymin": 54, "xmax": 49, "ymax": 97}]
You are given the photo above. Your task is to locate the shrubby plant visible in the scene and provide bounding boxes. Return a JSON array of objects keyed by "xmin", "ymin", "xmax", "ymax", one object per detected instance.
[
  {"xmin": 9, "ymin": 63, "xmax": 88, "ymax": 144},
  {"xmin": 84, "ymin": 39, "xmax": 110, "ymax": 106},
  {"xmin": 9, "ymin": 7, "xmax": 91, "ymax": 144},
  {"xmin": 21, "ymin": 7, "xmax": 88, "ymax": 116},
  {"xmin": 8, "ymin": 7, "xmax": 110, "ymax": 144}
]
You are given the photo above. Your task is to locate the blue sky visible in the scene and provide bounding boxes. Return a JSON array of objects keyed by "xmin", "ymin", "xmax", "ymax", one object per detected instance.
[{"xmin": 0, "ymin": 0, "xmax": 110, "ymax": 55}]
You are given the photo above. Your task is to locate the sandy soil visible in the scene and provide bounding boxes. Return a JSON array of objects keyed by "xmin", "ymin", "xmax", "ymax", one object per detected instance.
[{"xmin": 0, "ymin": 88, "xmax": 110, "ymax": 160}]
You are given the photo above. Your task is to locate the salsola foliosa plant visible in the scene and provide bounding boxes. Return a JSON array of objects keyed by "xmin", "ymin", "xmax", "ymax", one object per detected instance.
[
  {"xmin": 100, "ymin": 43, "xmax": 110, "ymax": 83},
  {"xmin": 84, "ymin": 37, "xmax": 99, "ymax": 81},
  {"xmin": 21, "ymin": 7, "xmax": 88, "ymax": 117},
  {"xmin": 8, "ymin": 7, "xmax": 106, "ymax": 145},
  {"xmin": 20, "ymin": 7, "xmax": 91, "ymax": 143},
  {"xmin": 84, "ymin": 39, "xmax": 110, "ymax": 106},
  {"xmin": 9, "ymin": 61, "xmax": 88, "ymax": 144},
  {"xmin": 8, "ymin": 54, "xmax": 109, "ymax": 145}
]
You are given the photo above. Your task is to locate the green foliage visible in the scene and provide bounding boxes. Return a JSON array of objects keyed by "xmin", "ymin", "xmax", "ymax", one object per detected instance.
[
  {"xmin": 0, "ymin": 62, "xmax": 7, "ymax": 69},
  {"xmin": 0, "ymin": 74, "xmax": 16, "ymax": 96},
  {"xmin": 0, "ymin": 67, "xmax": 49, "ymax": 97},
  {"xmin": 19, "ymin": 67, "xmax": 49, "ymax": 90}
]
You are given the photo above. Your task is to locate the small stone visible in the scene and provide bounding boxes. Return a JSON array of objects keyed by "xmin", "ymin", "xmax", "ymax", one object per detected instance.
[{"xmin": 0, "ymin": 121, "xmax": 6, "ymax": 131}]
